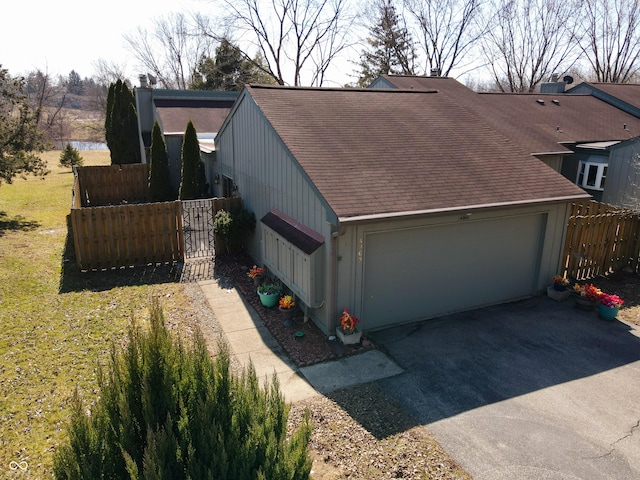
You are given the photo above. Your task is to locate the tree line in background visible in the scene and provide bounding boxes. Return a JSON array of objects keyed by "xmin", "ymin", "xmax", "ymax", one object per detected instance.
[
  {"xmin": 123, "ymin": 0, "xmax": 640, "ymax": 92},
  {"xmin": 3, "ymin": 0, "xmax": 640, "ymax": 185}
]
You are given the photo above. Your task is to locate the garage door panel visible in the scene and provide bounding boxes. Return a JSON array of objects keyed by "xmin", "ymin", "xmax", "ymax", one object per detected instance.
[{"xmin": 362, "ymin": 214, "xmax": 544, "ymax": 330}]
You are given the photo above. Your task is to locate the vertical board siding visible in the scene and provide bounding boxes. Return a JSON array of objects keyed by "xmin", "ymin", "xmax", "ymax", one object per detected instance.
[
  {"xmin": 562, "ymin": 200, "xmax": 640, "ymax": 279},
  {"xmin": 73, "ymin": 165, "xmax": 150, "ymax": 206},
  {"xmin": 70, "ymin": 202, "xmax": 184, "ymax": 270},
  {"xmin": 226, "ymin": 97, "xmax": 331, "ymax": 235},
  {"xmin": 602, "ymin": 145, "xmax": 640, "ymax": 210}
]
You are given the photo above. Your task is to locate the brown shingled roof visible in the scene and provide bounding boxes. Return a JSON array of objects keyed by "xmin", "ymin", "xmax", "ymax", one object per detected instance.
[
  {"xmin": 469, "ymin": 93, "xmax": 640, "ymax": 154},
  {"xmin": 380, "ymin": 76, "xmax": 640, "ymax": 154},
  {"xmin": 581, "ymin": 83, "xmax": 640, "ymax": 109},
  {"xmin": 378, "ymin": 74, "xmax": 477, "ymax": 98},
  {"xmin": 245, "ymin": 85, "xmax": 587, "ymax": 220}
]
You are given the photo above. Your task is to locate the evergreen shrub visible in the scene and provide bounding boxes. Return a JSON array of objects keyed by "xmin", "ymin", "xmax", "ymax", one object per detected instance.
[{"xmin": 53, "ymin": 297, "xmax": 312, "ymax": 480}]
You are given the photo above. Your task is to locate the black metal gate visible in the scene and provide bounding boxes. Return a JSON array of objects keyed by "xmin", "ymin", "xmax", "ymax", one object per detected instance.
[{"xmin": 181, "ymin": 199, "xmax": 215, "ymax": 259}]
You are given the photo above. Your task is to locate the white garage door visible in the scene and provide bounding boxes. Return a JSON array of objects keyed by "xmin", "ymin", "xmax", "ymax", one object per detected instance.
[{"xmin": 362, "ymin": 214, "xmax": 545, "ymax": 330}]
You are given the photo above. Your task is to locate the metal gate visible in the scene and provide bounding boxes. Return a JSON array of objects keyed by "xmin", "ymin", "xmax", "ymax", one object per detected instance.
[{"xmin": 181, "ymin": 199, "xmax": 215, "ymax": 259}]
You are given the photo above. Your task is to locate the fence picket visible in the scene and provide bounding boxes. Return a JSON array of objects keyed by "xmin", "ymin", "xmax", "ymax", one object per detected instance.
[
  {"xmin": 563, "ymin": 200, "xmax": 640, "ymax": 279},
  {"xmin": 70, "ymin": 201, "xmax": 184, "ymax": 270}
]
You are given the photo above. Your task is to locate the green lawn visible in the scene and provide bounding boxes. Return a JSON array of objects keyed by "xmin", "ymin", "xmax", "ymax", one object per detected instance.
[{"xmin": 0, "ymin": 151, "xmax": 187, "ymax": 477}]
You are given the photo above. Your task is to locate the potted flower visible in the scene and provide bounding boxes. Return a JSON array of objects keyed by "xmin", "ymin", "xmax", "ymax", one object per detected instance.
[
  {"xmin": 247, "ymin": 265, "xmax": 266, "ymax": 286},
  {"xmin": 552, "ymin": 275, "xmax": 570, "ymax": 291},
  {"xmin": 598, "ymin": 292, "xmax": 624, "ymax": 321},
  {"xmin": 547, "ymin": 275, "xmax": 571, "ymax": 301},
  {"xmin": 573, "ymin": 283, "xmax": 602, "ymax": 310},
  {"xmin": 336, "ymin": 309, "xmax": 362, "ymax": 345},
  {"xmin": 278, "ymin": 294, "xmax": 296, "ymax": 323},
  {"xmin": 257, "ymin": 282, "xmax": 281, "ymax": 308}
]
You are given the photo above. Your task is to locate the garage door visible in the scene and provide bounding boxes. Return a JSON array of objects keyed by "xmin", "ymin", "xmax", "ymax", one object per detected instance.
[{"xmin": 362, "ymin": 214, "xmax": 545, "ymax": 330}]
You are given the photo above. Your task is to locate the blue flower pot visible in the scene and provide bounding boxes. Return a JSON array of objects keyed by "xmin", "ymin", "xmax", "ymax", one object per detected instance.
[
  {"xmin": 257, "ymin": 290, "xmax": 279, "ymax": 308},
  {"xmin": 598, "ymin": 303, "xmax": 620, "ymax": 321}
]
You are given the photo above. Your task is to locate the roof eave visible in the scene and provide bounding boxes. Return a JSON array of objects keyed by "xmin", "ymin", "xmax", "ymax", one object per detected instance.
[{"xmin": 337, "ymin": 194, "xmax": 590, "ymax": 225}]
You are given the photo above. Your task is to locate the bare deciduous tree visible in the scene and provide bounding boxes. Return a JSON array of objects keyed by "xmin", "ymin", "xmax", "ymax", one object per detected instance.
[
  {"xmin": 208, "ymin": 0, "xmax": 354, "ymax": 86},
  {"xmin": 479, "ymin": 0, "xmax": 580, "ymax": 92},
  {"xmin": 24, "ymin": 69, "xmax": 68, "ymax": 146},
  {"xmin": 124, "ymin": 13, "xmax": 217, "ymax": 89},
  {"xmin": 575, "ymin": 0, "xmax": 640, "ymax": 83},
  {"xmin": 403, "ymin": 0, "xmax": 485, "ymax": 77}
]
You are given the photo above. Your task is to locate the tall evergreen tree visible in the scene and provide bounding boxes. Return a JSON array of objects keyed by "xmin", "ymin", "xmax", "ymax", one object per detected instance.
[
  {"xmin": 356, "ymin": 0, "xmax": 416, "ymax": 87},
  {"xmin": 0, "ymin": 66, "xmax": 48, "ymax": 185},
  {"xmin": 179, "ymin": 121, "xmax": 207, "ymax": 199},
  {"xmin": 191, "ymin": 38, "xmax": 275, "ymax": 91},
  {"xmin": 105, "ymin": 80, "xmax": 141, "ymax": 165},
  {"xmin": 148, "ymin": 121, "xmax": 174, "ymax": 202},
  {"xmin": 104, "ymin": 81, "xmax": 116, "ymax": 155}
]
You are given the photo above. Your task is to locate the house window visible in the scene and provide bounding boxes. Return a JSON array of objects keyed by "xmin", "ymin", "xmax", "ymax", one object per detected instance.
[
  {"xmin": 577, "ymin": 161, "xmax": 607, "ymax": 191},
  {"xmin": 222, "ymin": 176, "xmax": 234, "ymax": 197}
]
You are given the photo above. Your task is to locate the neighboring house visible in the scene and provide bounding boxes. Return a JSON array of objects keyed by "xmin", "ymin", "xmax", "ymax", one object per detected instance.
[
  {"xmin": 565, "ymin": 82, "xmax": 640, "ymax": 119},
  {"xmin": 135, "ymin": 80, "xmax": 239, "ymax": 196},
  {"xmin": 215, "ymin": 85, "xmax": 588, "ymax": 334},
  {"xmin": 564, "ymin": 82, "xmax": 640, "ymax": 207},
  {"xmin": 373, "ymin": 74, "xmax": 640, "ymax": 206}
]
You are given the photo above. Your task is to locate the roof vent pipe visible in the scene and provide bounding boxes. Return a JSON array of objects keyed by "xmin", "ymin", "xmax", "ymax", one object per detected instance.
[{"xmin": 430, "ymin": 68, "xmax": 441, "ymax": 77}]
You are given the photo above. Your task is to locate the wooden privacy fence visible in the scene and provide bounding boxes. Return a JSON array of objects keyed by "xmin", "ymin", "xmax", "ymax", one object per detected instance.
[
  {"xmin": 69, "ymin": 196, "xmax": 243, "ymax": 271},
  {"xmin": 72, "ymin": 164, "xmax": 149, "ymax": 208},
  {"xmin": 562, "ymin": 200, "xmax": 640, "ymax": 280},
  {"xmin": 70, "ymin": 201, "xmax": 184, "ymax": 270}
]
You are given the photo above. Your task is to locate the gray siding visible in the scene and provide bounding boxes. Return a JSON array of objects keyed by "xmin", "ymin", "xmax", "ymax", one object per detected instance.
[
  {"xmin": 165, "ymin": 135, "xmax": 183, "ymax": 196},
  {"xmin": 536, "ymin": 154, "xmax": 563, "ymax": 172},
  {"xmin": 217, "ymin": 94, "xmax": 336, "ymax": 332},
  {"xmin": 602, "ymin": 142, "xmax": 640, "ymax": 209}
]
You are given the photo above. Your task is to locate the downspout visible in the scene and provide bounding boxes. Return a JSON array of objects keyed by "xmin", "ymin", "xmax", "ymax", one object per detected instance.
[{"xmin": 327, "ymin": 223, "xmax": 346, "ymax": 334}]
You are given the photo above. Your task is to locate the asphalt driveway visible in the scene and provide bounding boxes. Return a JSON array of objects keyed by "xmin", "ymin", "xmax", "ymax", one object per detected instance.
[{"xmin": 368, "ymin": 296, "xmax": 640, "ymax": 480}]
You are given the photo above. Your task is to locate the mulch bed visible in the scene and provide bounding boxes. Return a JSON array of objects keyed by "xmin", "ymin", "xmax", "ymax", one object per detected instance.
[{"xmin": 212, "ymin": 253, "xmax": 375, "ymax": 367}]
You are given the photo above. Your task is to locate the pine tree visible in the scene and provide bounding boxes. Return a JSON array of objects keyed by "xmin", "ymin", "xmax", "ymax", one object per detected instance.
[
  {"xmin": 148, "ymin": 121, "xmax": 174, "ymax": 201},
  {"xmin": 178, "ymin": 120, "xmax": 207, "ymax": 199},
  {"xmin": 191, "ymin": 38, "xmax": 276, "ymax": 91},
  {"xmin": 58, "ymin": 143, "xmax": 83, "ymax": 168},
  {"xmin": 356, "ymin": 0, "xmax": 416, "ymax": 87}
]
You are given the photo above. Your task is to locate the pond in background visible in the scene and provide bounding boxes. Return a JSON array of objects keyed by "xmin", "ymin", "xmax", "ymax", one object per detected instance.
[{"xmin": 56, "ymin": 141, "xmax": 108, "ymax": 150}]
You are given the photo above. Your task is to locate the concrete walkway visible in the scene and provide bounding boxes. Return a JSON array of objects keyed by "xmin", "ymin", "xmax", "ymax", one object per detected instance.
[{"xmin": 197, "ymin": 278, "xmax": 403, "ymax": 403}]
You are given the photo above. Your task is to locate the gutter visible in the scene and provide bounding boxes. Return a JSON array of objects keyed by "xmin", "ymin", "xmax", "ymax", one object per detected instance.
[
  {"xmin": 327, "ymin": 224, "xmax": 346, "ymax": 334},
  {"xmin": 338, "ymin": 194, "xmax": 590, "ymax": 225}
]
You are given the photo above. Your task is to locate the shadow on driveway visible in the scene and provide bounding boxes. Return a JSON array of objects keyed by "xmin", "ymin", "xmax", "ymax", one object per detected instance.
[
  {"xmin": 369, "ymin": 297, "xmax": 640, "ymax": 423},
  {"xmin": 368, "ymin": 296, "xmax": 640, "ymax": 479}
]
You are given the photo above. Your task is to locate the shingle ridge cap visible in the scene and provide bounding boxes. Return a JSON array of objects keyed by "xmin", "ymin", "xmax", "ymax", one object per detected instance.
[{"xmin": 247, "ymin": 84, "xmax": 438, "ymax": 94}]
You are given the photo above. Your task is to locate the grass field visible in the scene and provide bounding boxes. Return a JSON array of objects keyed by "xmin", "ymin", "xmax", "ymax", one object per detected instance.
[{"xmin": 0, "ymin": 151, "xmax": 189, "ymax": 477}]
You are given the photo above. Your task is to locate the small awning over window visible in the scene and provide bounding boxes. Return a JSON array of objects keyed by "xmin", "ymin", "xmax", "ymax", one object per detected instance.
[{"xmin": 260, "ymin": 209, "xmax": 324, "ymax": 254}]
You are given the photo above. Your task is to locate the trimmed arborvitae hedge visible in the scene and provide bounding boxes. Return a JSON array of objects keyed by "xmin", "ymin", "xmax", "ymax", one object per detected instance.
[
  {"xmin": 105, "ymin": 79, "xmax": 142, "ymax": 165},
  {"xmin": 179, "ymin": 120, "xmax": 208, "ymax": 200},
  {"xmin": 148, "ymin": 121, "xmax": 174, "ymax": 202},
  {"xmin": 53, "ymin": 297, "xmax": 312, "ymax": 480}
]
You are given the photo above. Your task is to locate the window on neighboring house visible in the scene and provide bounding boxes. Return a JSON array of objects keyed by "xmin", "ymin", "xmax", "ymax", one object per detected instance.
[{"xmin": 577, "ymin": 161, "xmax": 607, "ymax": 191}]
